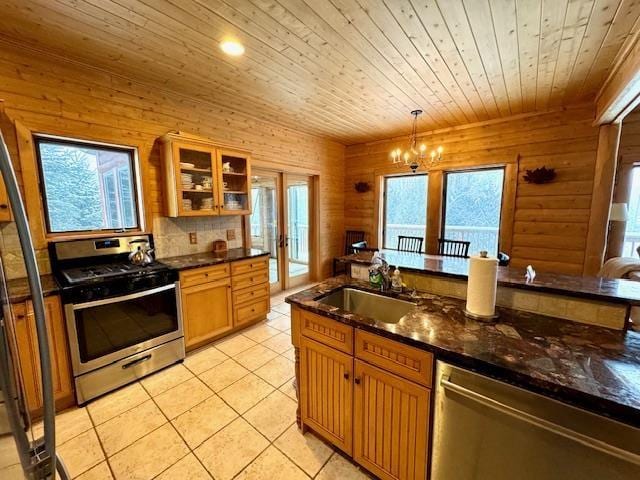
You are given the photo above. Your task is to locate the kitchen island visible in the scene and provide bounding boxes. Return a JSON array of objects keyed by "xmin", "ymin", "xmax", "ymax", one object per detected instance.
[{"xmin": 286, "ymin": 276, "xmax": 640, "ymax": 479}]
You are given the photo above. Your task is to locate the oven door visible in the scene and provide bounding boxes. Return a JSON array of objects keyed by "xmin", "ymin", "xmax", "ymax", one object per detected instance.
[{"xmin": 65, "ymin": 282, "xmax": 183, "ymax": 375}]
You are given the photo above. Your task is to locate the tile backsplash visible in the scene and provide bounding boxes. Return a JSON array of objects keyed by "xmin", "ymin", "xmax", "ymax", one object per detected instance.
[
  {"xmin": 152, "ymin": 216, "xmax": 243, "ymax": 258},
  {"xmin": 0, "ymin": 216, "xmax": 244, "ymax": 280},
  {"xmin": 0, "ymin": 222, "xmax": 52, "ymax": 280}
]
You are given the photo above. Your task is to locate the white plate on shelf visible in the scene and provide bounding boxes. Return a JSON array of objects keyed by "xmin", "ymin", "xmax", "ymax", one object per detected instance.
[{"xmin": 180, "ymin": 162, "xmax": 195, "ymax": 169}]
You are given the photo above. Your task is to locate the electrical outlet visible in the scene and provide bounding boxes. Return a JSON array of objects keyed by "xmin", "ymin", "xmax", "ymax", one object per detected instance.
[
  {"xmin": 226, "ymin": 229, "xmax": 236, "ymax": 241},
  {"xmin": 189, "ymin": 232, "xmax": 197, "ymax": 244}
]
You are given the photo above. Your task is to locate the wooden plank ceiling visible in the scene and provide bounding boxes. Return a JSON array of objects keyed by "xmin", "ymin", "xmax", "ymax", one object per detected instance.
[{"xmin": 0, "ymin": 0, "xmax": 638, "ymax": 144}]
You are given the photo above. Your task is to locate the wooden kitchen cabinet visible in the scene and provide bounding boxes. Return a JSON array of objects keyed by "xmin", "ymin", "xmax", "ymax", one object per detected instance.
[
  {"xmin": 293, "ymin": 305, "xmax": 434, "ymax": 480},
  {"xmin": 353, "ymin": 359, "xmax": 430, "ymax": 480},
  {"xmin": 231, "ymin": 256, "xmax": 270, "ymax": 328},
  {"xmin": 216, "ymin": 148, "xmax": 252, "ymax": 215},
  {"xmin": 12, "ymin": 295, "xmax": 73, "ymax": 414},
  {"xmin": 299, "ymin": 335, "xmax": 354, "ymax": 455},
  {"xmin": 161, "ymin": 132, "xmax": 251, "ymax": 217},
  {"xmin": 181, "ymin": 276, "xmax": 233, "ymax": 350},
  {"xmin": 180, "ymin": 257, "xmax": 269, "ymax": 351}
]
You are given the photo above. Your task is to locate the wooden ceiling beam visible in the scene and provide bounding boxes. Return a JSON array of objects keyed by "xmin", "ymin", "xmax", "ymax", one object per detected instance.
[{"xmin": 594, "ymin": 28, "xmax": 640, "ymax": 124}]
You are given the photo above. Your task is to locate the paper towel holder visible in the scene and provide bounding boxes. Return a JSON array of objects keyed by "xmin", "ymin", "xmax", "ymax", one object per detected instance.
[{"xmin": 464, "ymin": 250, "xmax": 499, "ymax": 321}]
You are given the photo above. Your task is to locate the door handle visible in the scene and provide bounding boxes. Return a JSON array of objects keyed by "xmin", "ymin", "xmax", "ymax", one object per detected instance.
[
  {"xmin": 285, "ymin": 236, "xmax": 289, "ymax": 247},
  {"xmin": 278, "ymin": 234, "xmax": 284, "ymax": 248}
]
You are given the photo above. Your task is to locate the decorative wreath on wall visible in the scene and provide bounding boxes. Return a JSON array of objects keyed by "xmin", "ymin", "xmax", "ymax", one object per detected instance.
[
  {"xmin": 523, "ymin": 167, "xmax": 556, "ymax": 184},
  {"xmin": 354, "ymin": 182, "xmax": 371, "ymax": 193}
]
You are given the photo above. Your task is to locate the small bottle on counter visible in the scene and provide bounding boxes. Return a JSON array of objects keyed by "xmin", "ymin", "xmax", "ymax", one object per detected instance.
[
  {"xmin": 369, "ymin": 252, "xmax": 383, "ymax": 288},
  {"xmin": 391, "ymin": 267, "xmax": 402, "ymax": 292}
]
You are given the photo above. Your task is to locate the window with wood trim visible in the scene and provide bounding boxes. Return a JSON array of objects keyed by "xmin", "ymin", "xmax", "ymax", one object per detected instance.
[
  {"xmin": 442, "ymin": 168, "xmax": 505, "ymax": 256},
  {"xmin": 382, "ymin": 174, "xmax": 428, "ymax": 251},
  {"xmin": 34, "ymin": 135, "xmax": 142, "ymax": 234}
]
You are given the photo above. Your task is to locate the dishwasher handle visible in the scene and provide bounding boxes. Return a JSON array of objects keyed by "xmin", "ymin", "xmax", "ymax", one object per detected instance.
[{"xmin": 440, "ymin": 375, "xmax": 640, "ymax": 466}]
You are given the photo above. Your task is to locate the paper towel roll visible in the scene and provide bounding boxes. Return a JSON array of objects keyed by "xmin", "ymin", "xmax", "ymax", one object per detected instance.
[{"xmin": 466, "ymin": 251, "xmax": 498, "ymax": 319}]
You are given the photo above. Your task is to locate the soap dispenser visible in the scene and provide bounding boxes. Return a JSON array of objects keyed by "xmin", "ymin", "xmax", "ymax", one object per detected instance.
[{"xmin": 391, "ymin": 267, "xmax": 402, "ymax": 292}]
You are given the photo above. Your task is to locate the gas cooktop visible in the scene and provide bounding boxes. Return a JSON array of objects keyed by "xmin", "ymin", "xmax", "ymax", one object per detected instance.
[{"xmin": 60, "ymin": 261, "xmax": 171, "ymax": 285}]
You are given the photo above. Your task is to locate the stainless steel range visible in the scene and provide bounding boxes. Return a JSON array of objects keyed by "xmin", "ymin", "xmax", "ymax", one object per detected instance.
[{"xmin": 49, "ymin": 234, "xmax": 184, "ymax": 405}]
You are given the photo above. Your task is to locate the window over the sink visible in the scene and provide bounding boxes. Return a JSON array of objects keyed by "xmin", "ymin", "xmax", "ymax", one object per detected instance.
[{"xmin": 34, "ymin": 135, "xmax": 142, "ymax": 234}]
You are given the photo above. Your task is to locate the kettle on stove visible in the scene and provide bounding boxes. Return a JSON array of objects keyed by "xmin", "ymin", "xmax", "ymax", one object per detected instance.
[{"xmin": 128, "ymin": 239, "xmax": 154, "ymax": 266}]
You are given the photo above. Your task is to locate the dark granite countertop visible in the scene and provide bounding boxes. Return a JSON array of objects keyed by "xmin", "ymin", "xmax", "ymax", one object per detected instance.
[
  {"xmin": 6, "ymin": 274, "xmax": 60, "ymax": 303},
  {"xmin": 338, "ymin": 250, "xmax": 640, "ymax": 305},
  {"xmin": 286, "ymin": 276, "xmax": 640, "ymax": 428},
  {"xmin": 159, "ymin": 248, "xmax": 270, "ymax": 271}
]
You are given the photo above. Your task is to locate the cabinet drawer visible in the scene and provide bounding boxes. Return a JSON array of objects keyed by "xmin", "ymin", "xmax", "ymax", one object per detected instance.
[
  {"xmin": 231, "ymin": 257, "xmax": 268, "ymax": 276},
  {"xmin": 232, "ymin": 270, "xmax": 269, "ymax": 291},
  {"xmin": 179, "ymin": 264, "xmax": 229, "ymax": 288},
  {"xmin": 233, "ymin": 283, "xmax": 270, "ymax": 305},
  {"xmin": 300, "ymin": 309, "xmax": 353, "ymax": 354},
  {"xmin": 234, "ymin": 297, "xmax": 270, "ymax": 326},
  {"xmin": 355, "ymin": 330, "xmax": 433, "ymax": 387}
]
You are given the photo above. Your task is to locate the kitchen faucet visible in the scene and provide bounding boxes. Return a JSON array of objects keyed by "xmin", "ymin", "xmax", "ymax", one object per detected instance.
[{"xmin": 378, "ymin": 257, "xmax": 392, "ymax": 292}]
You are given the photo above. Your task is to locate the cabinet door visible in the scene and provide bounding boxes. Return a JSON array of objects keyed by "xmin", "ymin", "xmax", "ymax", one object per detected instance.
[
  {"xmin": 216, "ymin": 148, "xmax": 251, "ymax": 215},
  {"xmin": 13, "ymin": 295, "xmax": 73, "ymax": 414},
  {"xmin": 181, "ymin": 278, "xmax": 232, "ymax": 350},
  {"xmin": 354, "ymin": 359, "xmax": 430, "ymax": 480},
  {"xmin": 171, "ymin": 140, "xmax": 219, "ymax": 216},
  {"xmin": 300, "ymin": 336, "xmax": 353, "ymax": 454}
]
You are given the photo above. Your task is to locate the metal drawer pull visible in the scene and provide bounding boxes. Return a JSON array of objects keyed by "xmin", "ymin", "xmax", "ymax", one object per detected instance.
[
  {"xmin": 122, "ymin": 354, "xmax": 152, "ymax": 370},
  {"xmin": 440, "ymin": 376, "xmax": 640, "ymax": 466}
]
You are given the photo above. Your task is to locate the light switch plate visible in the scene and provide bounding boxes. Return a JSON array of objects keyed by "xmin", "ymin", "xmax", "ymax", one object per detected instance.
[
  {"xmin": 226, "ymin": 229, "xmax": 236, "ymax": 241},
  {"xmin": 189, "ymin": 232, "xmax": 197, "ymax": 244}
]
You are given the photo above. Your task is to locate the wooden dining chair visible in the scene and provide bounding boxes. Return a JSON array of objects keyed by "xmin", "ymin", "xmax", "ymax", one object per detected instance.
[
  {"xmin": 397, "ymin": 236, "xmax": 424, "ymax": 253},
  {"xmin": 437, "ymin": 238, "xmax": 471, "ymax": 258}
]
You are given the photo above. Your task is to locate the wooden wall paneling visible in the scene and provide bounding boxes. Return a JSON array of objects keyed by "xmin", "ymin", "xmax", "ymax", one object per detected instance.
[
  {"xmin": 426, "ymin": 171, "xmax": 443, "ymax": 255},
  {"xmin": 14, "ymin": 120, "xmax": 46, "ymax": 249},
  {"xmin": 345, "ymin": 105, "xmax": 603, "ymax": 274},
  {"xmin": 606, "ymin": 161, "xmax": 634, "ymax": 258},
  {"xmin": 499, "ymin": 159, "xmax": 518, "ymax": 254},
  {"xmin": 584, "ymin": 123, "xmax": 622, "ymax": 275},
  {"xmin": 595, "ymin": 29, "xmax": 640, "ymax": 124},
  {"xmin": 0, "ymin": 43, "xmax": 345, "ymax": 279}
]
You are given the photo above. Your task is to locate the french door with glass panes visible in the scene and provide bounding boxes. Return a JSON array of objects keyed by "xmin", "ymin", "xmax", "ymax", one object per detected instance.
[{"xmin": 250, "ymin": 171, "xmax": 313, "ymax": 292}]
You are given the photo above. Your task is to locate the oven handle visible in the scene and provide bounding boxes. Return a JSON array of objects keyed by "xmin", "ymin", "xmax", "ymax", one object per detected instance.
[
  {"xmin": 72, "ymin": 283, "xmax": 177, "ymax": 310},
  {"xmin": 121, "ymin": 354, "xmax": 152, "ymax": 370}
]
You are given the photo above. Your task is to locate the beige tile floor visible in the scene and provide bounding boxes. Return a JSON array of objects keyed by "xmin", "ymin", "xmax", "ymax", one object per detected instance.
[{"xmin": 1, "ymin": 285, "xmax": 374, "ymax": 480}]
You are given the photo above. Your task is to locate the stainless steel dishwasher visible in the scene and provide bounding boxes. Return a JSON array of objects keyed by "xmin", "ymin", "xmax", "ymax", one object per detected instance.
[{"xmin": 431, "ymin": 361, "xmax": 640, "ymax": 479}]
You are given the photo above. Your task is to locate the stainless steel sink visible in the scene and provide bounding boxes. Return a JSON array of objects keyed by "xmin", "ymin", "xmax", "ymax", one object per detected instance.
[{"xmin": 317, "ymin": 288, "xmax": 415, "ymax": 324}]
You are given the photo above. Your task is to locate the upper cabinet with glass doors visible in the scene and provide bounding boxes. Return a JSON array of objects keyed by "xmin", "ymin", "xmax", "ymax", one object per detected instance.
[{"xmin": 160, "ymin": 133, "xmax": 252, "ymax": 217}]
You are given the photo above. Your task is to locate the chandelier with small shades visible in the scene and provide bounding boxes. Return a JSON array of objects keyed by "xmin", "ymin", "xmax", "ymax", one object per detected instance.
[{"xmin": 390, "ymin": 110, "xmax": 443, "ymax": 173}]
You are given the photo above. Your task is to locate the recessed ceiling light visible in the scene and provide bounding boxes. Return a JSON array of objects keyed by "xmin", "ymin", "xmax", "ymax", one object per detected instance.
[{"xmin": 220, "ymin": 40, "xmax": 245, "ymax": 56}]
